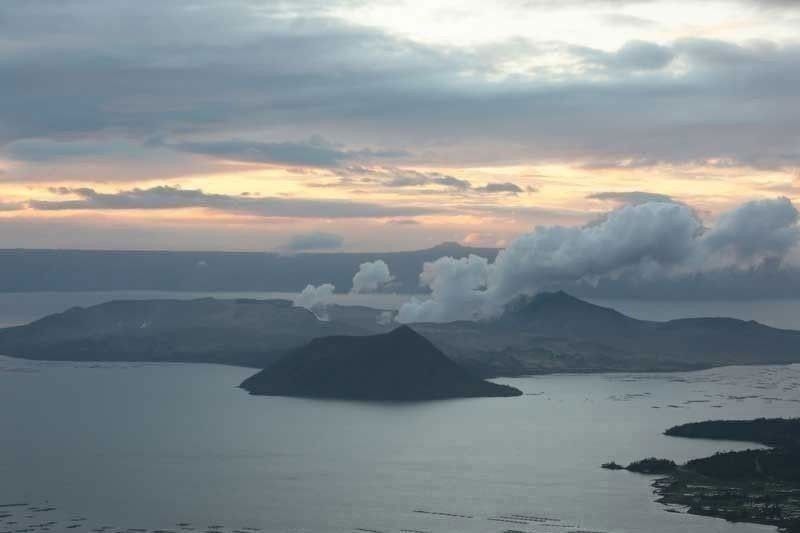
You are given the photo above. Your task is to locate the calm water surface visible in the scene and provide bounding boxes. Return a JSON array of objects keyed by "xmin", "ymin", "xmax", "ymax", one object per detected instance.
[
  {"xmin": 1, "ymin": 357, "xmax": 798, "ymax": 533},
  {"xmin": 1, "ymin": 292, "xmax": 800, "ymax": 533}
]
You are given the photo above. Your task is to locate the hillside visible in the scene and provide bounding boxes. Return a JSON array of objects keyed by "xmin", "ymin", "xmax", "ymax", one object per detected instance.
[
  {"xmin": 240, "ymin": 326, "xmax": 522, "ymax": 400},
  {"xmin": 0, "ymin": 298, "xmax": 389, "ymax": 367},
  {"xmin": 415, "ymin": 291, "xmax": 800, "ymax": 376},
  {"xmin": 3, "ymin": 291, "xmax": 800, "ymax": 376}
]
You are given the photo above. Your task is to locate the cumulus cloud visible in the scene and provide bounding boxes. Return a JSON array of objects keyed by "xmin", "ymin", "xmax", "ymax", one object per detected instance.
[
  {"xmin": 28, "ymin": 186, "xmax": 434, "ymax": 219},
  {"xmin": 397, "ymin": 255, "xmax": 492, "ymax": 322},
  {"xmin": 293, "ymin": 283, "xmax": 336, "ymax": 320},
  {"xmin": 283, "ymin": 231, "xmax": 344, "ymax": 251},
  {"xmin": 350, "ymin": 260, "xmax": 394, "ymax": 293},
  {"xmin": 701, "ymin": 197, "xmax": 799, "ymax": 265},
  {"xmin": 397, "ymin": 197, "xmax": 800, "ymax": 323}
]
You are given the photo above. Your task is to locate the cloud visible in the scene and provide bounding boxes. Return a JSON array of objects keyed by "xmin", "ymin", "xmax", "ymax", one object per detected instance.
[
  {"xmin": 474, "ymin": 182, "xmax": 525, "ymax": 195},
  {"xmin": 587, "ymin": 191, "xmax": 675, "ymax": 205},
  {"xmin": 351, "ymin": 260, "xmax": 394, "ymax": 293},
  {"xmin": 601, "ymin": 13, "xmax": 657, "ymax": 27},
  {"xmin": 397, "ymin": 198, "xmax": 800, "ymax": 322},
  {"xmin": 701, "ymin": 197, "xmax": 799, "ymax": 264},
  {"xmin": 28, "ymin": 186, "xmax": 435, "ymax": 219},
  {"xmin": 397, "ymin": 254, "xmax": 492, "ymax": 323},
  {"xmin": 1, "ymin": 1, "xmax": 798, "ymax": 171},
  {"xmin": 0, "ymin": 201, "xmax": 23, "ymax": 211},
  {"xmin": 166, "ymin": 136, "xmax": 405, "ymax": 167},
  {"xmin": 461, "ymin": 232, "xmax": 504, "ymax": 247},
  {"xmin": 329, "ymin": 167, "xmax": 527, "ymax": 196},
  {"xmin": 333, "ymin": 167, "xmax": 473, "ymax": 191},
  {"xmin": 384, "ymin": 218, "xmax": 420, "ymax": 225},
  {"xmin": 293, "ymin": 283, "xmax": 336, "ymax": 320},
  {"xmin": 383, "ymin": 171, "xmax": 472, "ymax": 191},
  {"xmin": 571, "ymin": 40, "xmax": 675, "ymax": 71},
  {"xmin": 283, "ymin": 231, "xmax": 344, "ymax": 251},
  {"xmin": 3, "ymin": 138, "xmax": 139, "ymax": 162}
]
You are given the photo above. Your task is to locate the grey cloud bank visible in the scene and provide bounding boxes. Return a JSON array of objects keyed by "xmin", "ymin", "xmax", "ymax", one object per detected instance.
[{"xmin": 0, "ymin": 1, "xmax": 798, "ymax": 170}]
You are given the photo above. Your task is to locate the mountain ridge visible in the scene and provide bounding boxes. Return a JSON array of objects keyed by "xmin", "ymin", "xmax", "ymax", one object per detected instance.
[{"xmin": 2, "ymin": 291, "xmax": 800, "ymax": 377}]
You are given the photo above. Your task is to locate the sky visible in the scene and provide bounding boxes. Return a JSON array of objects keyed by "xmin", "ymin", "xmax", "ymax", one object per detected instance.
[{"xmin": 1, "ymin": 0, "xmax": 799, "ymax": 252}]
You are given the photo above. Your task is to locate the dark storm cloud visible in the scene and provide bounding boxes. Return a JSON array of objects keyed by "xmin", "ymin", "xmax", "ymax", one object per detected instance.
[
  {"xmin": 0, "ymin": 1, "xmax": 798, "ymax": 170},
  {"xmin": 29, "ymin": 186, "xmax": 436, "ymax": 218},
  {"xmin": 283, "ymin": 231, "xmax": 345, "ymax": 251}
]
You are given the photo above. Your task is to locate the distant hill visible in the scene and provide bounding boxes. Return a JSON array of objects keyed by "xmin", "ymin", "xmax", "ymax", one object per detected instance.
[
  {"xmin": 0, "ymin": 243, "xmax": 499, "ymax": 293},
  {"xmin": 665, "ymin": 418, "xmax": 800, "ymax": 449},
  {"xmin": 414, "ymin": 290, "xmax": 800, "ymax": 376},
  {"xmin": 240, "ymin": 326, "xmax": 522, "ymax": 400},
  {"xmin": 0, "ymin": 298, "xmax": 390, "ymax": 367},
  {"xmin": 3, "ymin": 291, "xmax": 800, "ymax": 377}
]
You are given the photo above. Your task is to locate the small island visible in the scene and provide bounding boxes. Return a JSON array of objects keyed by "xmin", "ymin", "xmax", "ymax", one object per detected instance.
[
  {"xmin": 239, "ymin": 325, "xmax": 523, "ymax": 401},
  {"xmin": 607, "ymin": 418, "xmax": 800, "ymax": 532},
  {"xmin": 602, "ymin": 457, "xmax": 676, "ymax": 475}
]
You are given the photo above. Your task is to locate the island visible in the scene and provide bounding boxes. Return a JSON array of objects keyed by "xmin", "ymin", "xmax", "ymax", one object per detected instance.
[
  {"xmin": 4, "ymin": 292, "xmax": 800, "ymax": 378},
  {"xmin": 607, "ymin": 418, "xmax": 800, "ymax": 532},
  {"xmin": 602, "ymin": 458, "xmax": 677, "ymax": 475},
  {"xmin": 239, "ymin": 326, "xmax": 523, "ymax": 401}
]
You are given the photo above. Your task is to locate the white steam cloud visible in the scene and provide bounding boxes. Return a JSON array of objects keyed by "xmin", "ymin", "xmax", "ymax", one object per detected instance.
[
  {"xmin": 294, "ymin": 283, "xmax": 336, "ymax": 320},
  {"xmin": 350, "ymin": 260, "xmax": 394, "ymax": 293},
  {"xmin": 397, "ymin": 198, "xmax": 800, "ymax": 323}
]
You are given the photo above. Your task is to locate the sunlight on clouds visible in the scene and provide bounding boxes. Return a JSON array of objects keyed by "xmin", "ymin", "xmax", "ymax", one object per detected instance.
[{"xmin": 331, "ymin": 0, "xmax": 794, "ymax": 51}]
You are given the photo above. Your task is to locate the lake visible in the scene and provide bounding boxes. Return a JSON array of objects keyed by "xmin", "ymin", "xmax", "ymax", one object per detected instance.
[{"xmin": 1, "ymin": 292, "xmax": 800, "ymax": 533}]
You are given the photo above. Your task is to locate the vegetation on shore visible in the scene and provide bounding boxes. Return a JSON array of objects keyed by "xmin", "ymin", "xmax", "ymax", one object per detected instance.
[
  {"xmin": 665, "ymin": 418, "xmax": 800, "ymax": 449},
  {"xmin": 607, "ymin": 418, "xmax": 800, "ymax": 532}
]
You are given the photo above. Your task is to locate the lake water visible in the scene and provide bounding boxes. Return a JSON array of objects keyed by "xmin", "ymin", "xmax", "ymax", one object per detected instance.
[{"xmin": 1, "ymin": 292, "xmax": 800, "ymax": 533}]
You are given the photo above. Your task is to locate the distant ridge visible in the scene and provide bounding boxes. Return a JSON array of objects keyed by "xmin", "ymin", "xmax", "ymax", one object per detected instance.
[
  {"xmin": 0, "ymin": 244, "xmax": 499, "ymax": 293},
  {"xmin": 414, "ymin": 290, "xmax": 800, "ymax": 376},
  {"xmin": 4, "ymin": 291, "xmax": 800, "ymax": 378},
  {"xmin": 0, "ymin": 298, "xmax": 390, "ymax": 367},
  {"xmin": 240, "ymin": 326, "xmax": 522, "ymax": 400}
]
